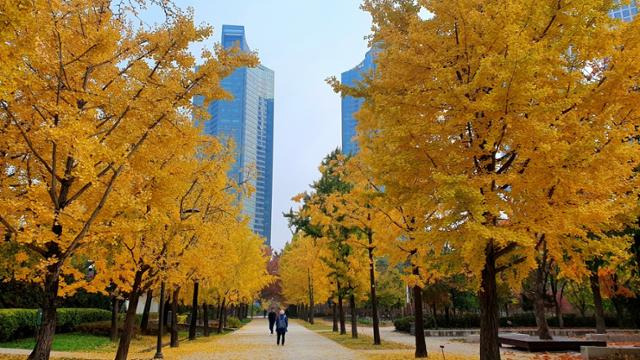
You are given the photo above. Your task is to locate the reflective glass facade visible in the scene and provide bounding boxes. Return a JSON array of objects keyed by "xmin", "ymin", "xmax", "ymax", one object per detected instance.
[
  {"xmin": 610, "ymin": 1, "xmax": 638, "ymax": 21},
  {"xmin": 341, "ymin": 48, "xmax": 377, "ymax": 155},
  {"xmin": 194, "ymin": 25, "xmax": 274, "ymax": 246}
]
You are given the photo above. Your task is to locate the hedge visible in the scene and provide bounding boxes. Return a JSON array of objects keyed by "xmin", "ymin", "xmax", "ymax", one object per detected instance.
[
  {"xmin": 393, "ymin": 313, "xmax": 625, "ymax": 332},
  {"xmin": 0, "ymin": 308, "xmax": 111, "ymax": 341}
]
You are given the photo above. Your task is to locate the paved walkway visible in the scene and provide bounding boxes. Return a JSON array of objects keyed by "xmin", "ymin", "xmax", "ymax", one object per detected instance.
[{"xmin": 180, "ymin": 318, "xmax": 362, "ymax": 360}]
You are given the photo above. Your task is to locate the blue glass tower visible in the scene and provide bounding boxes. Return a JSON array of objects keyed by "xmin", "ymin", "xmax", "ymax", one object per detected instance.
[
  {"xmin": 610, "ymin": 0, "xmax": 638, "ymax": 21},
  {"xmin": 194, "ymin": 25, "xmax": 274, "ymax": 246},
  {"xmin": 341, "ymin": 48, "xmax": 378, "ymax": 155}
]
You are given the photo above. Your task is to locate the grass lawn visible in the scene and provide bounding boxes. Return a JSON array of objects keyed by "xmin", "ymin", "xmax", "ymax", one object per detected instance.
[
  {"xmin": 298, "ymin": 320, "xmax": 413, "ymax": 350},
  {"xmin": 0, "ymin": 333, "xmax": 112, "ymax": 352}
]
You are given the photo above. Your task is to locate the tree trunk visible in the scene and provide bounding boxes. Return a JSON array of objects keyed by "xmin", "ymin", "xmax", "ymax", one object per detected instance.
[
  {"xmin": 170, "ymin": 287, "xmax": 180, "ymax": 347},
  {"xmin": 432, "ymin": 302, "xmax": 438, "ymax": 329},
  {"xmin": 217, "ymin": 298, "xmax": 226, "ymax": 334},
  {"xmin": 533, "ymin": 266, "xmax": 552, "ymax": 339},
  {"xmin": 308, "ymin": 270, "xmax": 315, "ymax": 324},
  {"xmin": 114, "ymin": 270, "xmax": 144, "ymax": 360},
  {"xmin": 332, "ymin": 302, "xmax": 338, "ymax": 332},
  {"xmin": 189, "ymin": 281, "xmax": 199, "ymax": 340},
  {"xmin": 554, "ymin": 298, "xmax": 564, "ymax": 328},
  {"xmin": 589, "ymin": 271, "xmax": 606, "ymax": 334},
  {"xmin": 412, "ymin": 266, "xmax": 427, "ymax": 358},
  {"xmin": 28, "ymin": 271, "xmax": 59, "ymax": 360},
  {"xmin": 612, "ymin": 297, "xmax": 624, "ymax": 328},
  {"xmin": 203, "ymin": 302, "xmax": 210, "ymax": 336},
  {"xmin": 338, "ymin": 282, "xmax": 346, "ymax": 335},
  {"xmin": 349, "ymin": 292, "xmax": 358, "ymax": 339},
  {"xmin": 367, "ymin": 235, "xmax": 381, "ymax": 345},
  {"xmin": 163, "ymin": 298, "xmax": 170, "ymax": 328},
  {"xmin": 140, "ymin": 289, "xmax": 153, "ymax": 334},
  {"xmin": 479, "ymin": 243, "xmax": 500, "ymax": 360},
  {"xmin": 223, "ymin": 304, "xmax": 228, "ymax": 328},
  {"xmin": 111, "ymin": 296, "xmax": 119, "ymax": 342}
]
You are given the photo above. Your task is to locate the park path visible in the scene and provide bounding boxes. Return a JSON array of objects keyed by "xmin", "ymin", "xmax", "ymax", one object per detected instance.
[{"xmin": 180, "ymin": 317, "xmax": 363, "ymax": 360}]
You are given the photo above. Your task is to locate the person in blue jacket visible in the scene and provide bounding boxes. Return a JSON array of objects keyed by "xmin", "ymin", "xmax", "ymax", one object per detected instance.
[{"xmin": 275, "ymin": 309, "xmax": 288, "ymax": 346}]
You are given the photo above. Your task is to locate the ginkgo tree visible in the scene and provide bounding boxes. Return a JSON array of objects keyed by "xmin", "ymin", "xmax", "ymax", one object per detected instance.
[
  {"xmin": 331, "ymin": 1, "xmax": 640, "ymax": 359},
  {"xmin": 0, "ymin": 1, "xmax": 256, "ymax": 359},
  {"xmin": 279, "ymin": 234, "xmax": 332, "ymax": 324}
]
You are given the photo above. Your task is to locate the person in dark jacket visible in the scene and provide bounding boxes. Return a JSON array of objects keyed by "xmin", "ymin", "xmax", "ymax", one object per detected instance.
[
  {"xmin": 267, "ymin": 308, "xmax": 277, "ymax": 334},
  {"xmin": 276, "ymin": 309, "xmax": 288, "ymax": 346}
]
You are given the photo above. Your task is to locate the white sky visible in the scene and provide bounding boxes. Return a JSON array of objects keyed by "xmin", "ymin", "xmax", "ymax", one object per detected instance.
[{"xmin": 166, "ymin": 1, "xmax": 373, "ymax": 250}]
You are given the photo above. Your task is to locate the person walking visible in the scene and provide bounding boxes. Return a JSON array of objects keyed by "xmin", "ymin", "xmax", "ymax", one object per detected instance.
[
  {"xmin": 268, "ymin": 308, "xmax": 277, "ymax": 334},
  {"xmin": 276, "ymin": 309, "xmax": 288, "ymax": 346}
]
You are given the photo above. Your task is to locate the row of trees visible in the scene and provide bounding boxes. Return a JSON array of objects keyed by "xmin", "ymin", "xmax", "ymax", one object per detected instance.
[
  {"xmin": 282, "ymin": 1, "xmax": 640, "ymax": 360},
  {"xmin": 0, "ymin": 1, "xmax": 271, "ymax": 359}
]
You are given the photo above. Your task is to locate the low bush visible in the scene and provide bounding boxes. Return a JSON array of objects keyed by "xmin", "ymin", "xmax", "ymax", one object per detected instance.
[
  {"xmin": 0, "ymin": 308, "xmax": 111, "ymax": 341},
  {"xmin": 226, "ymin": 316, "xmax": 241, "ymax": 328},
  {"xmin": 393, "ymin": 317, "xmax": 412, "ymax": 333},
  {"xmin": 75, "ymin": 320, "xmax": 139, "ymax": 337}
]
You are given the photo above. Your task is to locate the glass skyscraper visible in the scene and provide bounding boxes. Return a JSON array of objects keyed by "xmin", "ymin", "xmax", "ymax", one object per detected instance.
[
  {"xmin": 194, "ymin": 25, "xmax": 274, "ymax": 246},
  {"xmin": 610, "ymin": 0, "xmax": 638, "ymax": 21},
  {"xmin": 341, "ymin": 48, "xmax": 378, "ymax": 155}
]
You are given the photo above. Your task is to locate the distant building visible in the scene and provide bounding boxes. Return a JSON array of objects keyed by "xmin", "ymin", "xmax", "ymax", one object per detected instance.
[
  {"xmin": 340, "ymin": 47, "xmax": 378, "ymax": 155},
  {"xmin": 610, "ymin": 0, "xmax": 637, "ymax": 21},
  {"xmin": 194, "ymin": 25, "xmax": 274, "ymax": 246}
]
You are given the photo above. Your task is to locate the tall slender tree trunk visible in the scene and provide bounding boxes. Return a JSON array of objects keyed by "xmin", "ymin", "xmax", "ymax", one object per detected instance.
[
  {"xmin": 189, "ymin": 282, "xmax": 199, "ymax": 340},
  {"xmin": 412, "ymin": 266, "xmax": 427, "ymax": 358},
  {"xmin": 554, "ymin": 298, "xmax": 564, "ymax": 328},
  {"xmin": 612, "ymin": 297, "xmax": 624, "ymax": 328},
  {"xmin": 332, "ymin": 302, "xmax": 338, "ymax": 332},
  {"xmin": 479, "ymin": 244, "xmax": 500, "ymax": 360},
  {"xmin": 111, "ymin": 296, "xmax": 119, "ymax": 342},
  {"xmin": 589, "ymin": 270, "xmax": 606, "ymax": 334},
  {"xmin": 533, "ymin": 267, "xmax": 552, "ymax": 339},
  {"xmin": 308, "ymin": 269, "xmax": 315, "ymax": 324},
  {"xmin": 217, "ymin": 298, "xmax": 226, "ymax": 334},
  {"xmin": 114, "ymin": 270, "xmax": 144, "ymax": 360},
  {"xmin": 28, "ymin": 270, "xmax": 60, "ymax": 360},
  {"xmin": 163, "ymin": 298, "xmax": 170, "ymax": 328},
  {"xmin": 170, "ymin": 287, "xmax": 180, "ymax": 348},
  {"xmin": 338, "ymin": 282, "xmax": 346, "ymax": 335},
  {"xmin": 203, "ymin": 302, "xmax": 210, "ymax": 336},
  {"xmin": 349, "ymin": 292, "xmax": 358, "ymax": 339},
  {"xmin": 533, "ymin": 241, "xmax": 552, "ymax": 339},
  {"xmin": 140, "ymin": 289, "xmax": 153, "ymax": 334},
  {"xmin": 223, "ymin": 305, "xmax": 228, "ymax": 328},
  {"xmin": 431, "ymin": 303, "xmax": 438, "ymax": 329},
  {"xmin": 367, "ymin": 234, "xmax": 381, "ymax": 345}
]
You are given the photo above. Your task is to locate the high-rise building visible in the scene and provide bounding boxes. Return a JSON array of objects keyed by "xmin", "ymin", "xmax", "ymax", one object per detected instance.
[
  {"xmin": 341, "ymin": 48, "xmax": 378, "ymax": 155},
  {"xmin": 194, "ymin": 25, "xmax": 274, "ymax": 246},
  {"xmin": 610, "ymin": 0, "xmax": 638, "ymax": 21}
]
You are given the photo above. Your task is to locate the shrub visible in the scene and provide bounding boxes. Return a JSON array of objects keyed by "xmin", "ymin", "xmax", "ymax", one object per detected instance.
[
  {"xmin": 75, "ymin": 320, "xmax": 139, "ymax": 337},
  {"xmin": 0, "ymin": 308, "xmax": 111, "ymax": 341},
  {"xmin": 393, "ymin": 316, "xmax": 412, "ymax": 333},
  {"xmin": 226, "ymin": 316, "xmax": 241, "ymax": 328}
]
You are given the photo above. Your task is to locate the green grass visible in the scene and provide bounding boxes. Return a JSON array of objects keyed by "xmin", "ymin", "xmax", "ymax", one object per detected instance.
[
  {"xmin": 0, "ymin": 333, "xmax": 112, "ymax": 352},
  {"xmin": 298, "ymin": 320, "xmax": 412, "ymax": 350}
]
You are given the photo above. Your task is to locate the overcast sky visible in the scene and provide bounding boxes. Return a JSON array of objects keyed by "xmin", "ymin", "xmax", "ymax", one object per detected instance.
[{"xmin": 164, "ymin": 1, "xmax": 373, "ymax": 251}]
